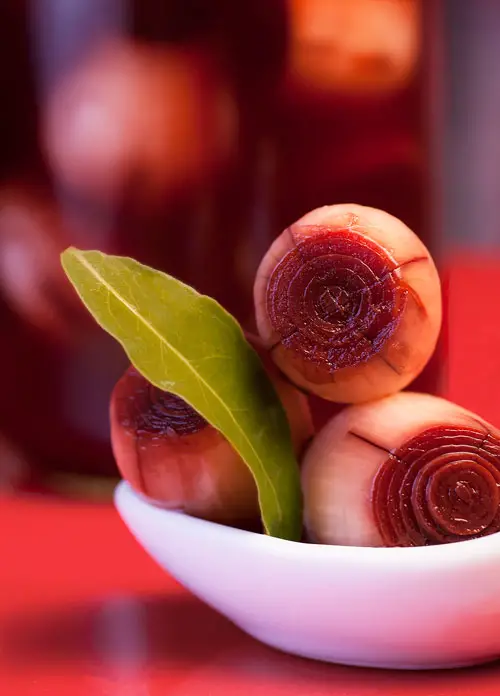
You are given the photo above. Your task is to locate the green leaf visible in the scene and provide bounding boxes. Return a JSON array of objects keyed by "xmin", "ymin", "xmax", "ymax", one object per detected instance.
[{"xmin": 61, "ymin": 248, "xmax": 302, "ymax": 540}]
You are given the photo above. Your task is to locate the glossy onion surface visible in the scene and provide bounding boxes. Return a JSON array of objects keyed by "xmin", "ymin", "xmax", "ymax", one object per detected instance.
[
  {"xmin": 372, "ymin": 425, "xmax": 500, "ymax": 546},
  {"xmin": 267, "ymin": 227, "xmax": 407, "ymax": 372},
  {"xmin": 130, "ymin": 378, "xmax": 208, "ymax": 437}
]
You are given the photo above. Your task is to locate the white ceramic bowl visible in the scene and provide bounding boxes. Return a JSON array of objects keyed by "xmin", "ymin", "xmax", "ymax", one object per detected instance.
[{"xmin": 115, "ymin": 481, "xmax": 500, "ymax": 670}]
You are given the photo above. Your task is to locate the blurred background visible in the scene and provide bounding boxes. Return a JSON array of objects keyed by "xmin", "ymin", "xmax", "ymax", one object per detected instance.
[{"xmin": 0, "ymin": 0, "xmax": 490, "ymax": 497}]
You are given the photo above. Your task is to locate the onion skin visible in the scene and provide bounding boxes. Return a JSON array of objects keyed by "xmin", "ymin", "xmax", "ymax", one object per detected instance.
[
  {"xmin": 302, "ymin": 392, "xmax": 500, "ymax": 547},
  {"xmin": 246, "ymin": 332, "xmax": 314, "ymax": 457},
  {"xmin": 110, "ymin": 366, "xmax": 258, "ymax": 523},
  {"xmin": 110, "ymin": 356, "xmax": 313, "ymax": 523},
  {"xmin": 254, "ymin": 204, "xmax": 442, "ymax": 403}
]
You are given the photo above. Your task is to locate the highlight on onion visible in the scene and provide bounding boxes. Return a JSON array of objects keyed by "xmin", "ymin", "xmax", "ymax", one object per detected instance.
[
  {"xmin": 254, "ymin": 203, "xmax": 442, "ymax": 403},
  {"xmin": 110, "ymin": 357, "xmax": 313, "ymax": 524},
  {"xmin": 43, "ymin": 39, "xmax": 237, "ymax": 207},
  {"xmin": 302, "ymin": 392, "xmax": 500, "ymax": 547}
]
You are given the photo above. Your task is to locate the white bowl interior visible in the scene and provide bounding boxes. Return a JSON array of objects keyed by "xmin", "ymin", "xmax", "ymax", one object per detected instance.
[{"xmin": 115, "ymin": 481, "xmax": 500, "ymax": 670}]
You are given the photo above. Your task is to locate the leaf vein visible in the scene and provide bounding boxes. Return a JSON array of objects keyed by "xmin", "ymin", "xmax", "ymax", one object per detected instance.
[{"xmin": 72, "ymin": 250, "xmax": 281, "ymax": 522}]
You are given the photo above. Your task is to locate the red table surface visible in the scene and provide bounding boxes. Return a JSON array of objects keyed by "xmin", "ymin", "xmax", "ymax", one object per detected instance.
[{"xmin": 2, "ymin": 256, "xmax": 500, "ymax": 696}]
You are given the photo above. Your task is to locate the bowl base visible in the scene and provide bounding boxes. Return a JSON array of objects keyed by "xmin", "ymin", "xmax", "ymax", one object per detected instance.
[{"xmin": 242, "ymin": 625, "xmax": 500, "ymax": 671}]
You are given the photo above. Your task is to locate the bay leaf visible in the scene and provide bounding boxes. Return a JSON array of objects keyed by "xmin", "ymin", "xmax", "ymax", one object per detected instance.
[{"xmin": 61, "ymin": 248, "xmax": 302, "ymax": 540}]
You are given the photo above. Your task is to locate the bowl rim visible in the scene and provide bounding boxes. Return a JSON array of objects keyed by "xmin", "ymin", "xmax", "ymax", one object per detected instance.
[{"xmin": 114, "ymin": 481, "xmax": 500, "ymax": 569}]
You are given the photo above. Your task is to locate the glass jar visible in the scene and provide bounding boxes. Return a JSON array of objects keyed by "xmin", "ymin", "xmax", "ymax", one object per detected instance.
[{"xmin": 0, "ymin": 0, "xmax": 437, "ymax": 493}]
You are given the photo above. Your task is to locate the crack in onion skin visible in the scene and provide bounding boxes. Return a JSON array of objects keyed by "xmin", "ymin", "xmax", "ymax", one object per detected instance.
[
  {"xmin": 254, "ymin": 204, "xmax": 442, "ymax": 403},
  {"xmin": 372, "ymin": 426, "xmax": 500, "ymax": 546},
  {"xmin": 267, "ymin": 227, "xmax": 408, "ymax": 371},
  {"xmin": 301, "ymin": 393, "xmax": 500, "ymax": 548}
]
